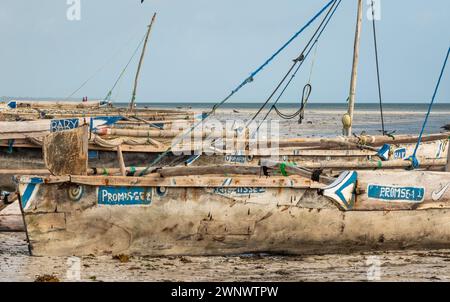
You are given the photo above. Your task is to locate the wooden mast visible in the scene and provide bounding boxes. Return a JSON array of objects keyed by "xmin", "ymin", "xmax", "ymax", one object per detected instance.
[
  {"xmin": 343, "ymin": 0, "xmax": 363, "ymax": 136},
  {"xmin": 129, "ymin": 13, "xmax": 157, "ymax": 112}
]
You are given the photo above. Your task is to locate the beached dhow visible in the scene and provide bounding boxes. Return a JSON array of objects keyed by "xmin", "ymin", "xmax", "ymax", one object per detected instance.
[{"xmin": 10, "ymin": 0, "xmax": 450, "ymax": 257}]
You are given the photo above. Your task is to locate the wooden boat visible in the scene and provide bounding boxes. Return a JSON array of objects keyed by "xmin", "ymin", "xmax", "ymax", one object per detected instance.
[
  {"xmin": 9, "ymin": 1, "xmax": 450, "ymax": 256},
  {"xmin": 1, "ymin": 116, "xmax": 448, "ymax": 192},
  {"xmin": 16, "ymin": 159, "xmax": 450, "ymax": 256},
  {"xmin": 12, "ymin": 123, "xmax": 450, "ymax": 256}
]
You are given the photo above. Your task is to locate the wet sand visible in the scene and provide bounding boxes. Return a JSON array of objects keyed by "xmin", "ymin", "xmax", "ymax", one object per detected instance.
[
  {"xmin": 1, "ymin": 108, "xmax": 450, "ymax": 282},
  {"xmin": 190, "ymin": 107, "xmax": 450, "ymax": 137},
  {"xmin": 2, "ymin": 231, "xmax": 450, "ymax": 282}
]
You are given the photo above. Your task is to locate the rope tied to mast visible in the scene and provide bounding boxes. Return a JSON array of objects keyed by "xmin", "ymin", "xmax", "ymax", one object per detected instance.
[
  {"xmin": 138, "ymin": 0, "xmax": 337, "ymax": 175},
  {"xmin": 251, "ymin": 0, "xmax": 342, "ymax": 137},
  {"xmin": 407, "ymin": 47, "xmax": 450, "ymax": 169},
  {"xmin": 370, "ymin": 0, "xmax": 386, "ymax": 135}
]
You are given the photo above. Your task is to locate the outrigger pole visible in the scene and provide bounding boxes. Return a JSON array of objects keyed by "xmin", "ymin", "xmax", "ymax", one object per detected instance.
[
  {"xmin": 343, "ymin": 0, "xmax": 363, "ymax": 136},
  {"xmin": 129, "ymin": 13, "xmax": 157, "ymax": 112}
]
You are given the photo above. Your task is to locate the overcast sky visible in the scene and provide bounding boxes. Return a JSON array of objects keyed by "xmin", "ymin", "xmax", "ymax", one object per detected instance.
[{"xmin": 0, "ymin": 0, "xmax": 449, "ymax": 103}]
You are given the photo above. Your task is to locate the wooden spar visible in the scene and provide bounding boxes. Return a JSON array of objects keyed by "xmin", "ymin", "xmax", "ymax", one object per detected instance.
[
  {"xmin": 446, "ymin": 143, "xmax": 450, "ymax": 172},
  {"xmin": 95, "ymin": 126, "xmax": 449, "ymax": 147},
  {"xmin": 116, "ymin": 145, "xmax": 126, "ymax": 176},
  {"xmin": 7, "ymin": 100, "xmax": 104, "ymax": 109},
  {"xmin": 259, "ymin": 160, "xmax": 334, "ymax": 184},
  {"xmin": 0, "ymin": 120, "xmax": 50, "ymax": 133},
  {"xmin": 129, "ymin": 13, "xmax": 157, "ymax": 112},
  {"xmin": 158, "ymin": 165, "xmax": 263, "ymax": 177},
  {"xmin": 344, "ymin": 0, "xmax": 363, "ymax": 136},
  {"xmin": 43, "ymin": 174, "xmax": 321, "ymax": 188},
  {"xmin": 0, "ymin": 169, "xmax": 49, "ymax": 175},
  {"xmin": 260, "ymin": 158, "xmax": 446, "ymax": 170}
]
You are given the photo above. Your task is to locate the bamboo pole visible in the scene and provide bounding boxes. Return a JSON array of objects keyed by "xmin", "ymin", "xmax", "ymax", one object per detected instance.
[
  {"xmin": 129, "ymin": 13, "xmax": 157, "ymax": 112},
  {"xmin": 116, "ymin": 145, "xmax": 127, "ymax": 176},
  {"xmin": 158, "ymin": 165, "xmax": 262, "ymax": 177},
  {"xmin": 344, "ymin": 0, "xmax": 363, "ymax": 136},
  {"xmin": 446, "ymin": 140, "xmax": 450, "ymax": 172},
  {"xmin": 260, "ymin": 158, "xmax": 446, "ymax": 170}
]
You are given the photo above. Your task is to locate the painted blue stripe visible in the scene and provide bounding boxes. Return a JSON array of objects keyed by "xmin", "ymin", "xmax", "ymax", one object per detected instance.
[
  {"xmin": 335, "ymin": 171, "xmax": 357, "ymax": 208},
  {"xmin": 21, "ymin": 183, "xmax": 36, "ymax": 209}
]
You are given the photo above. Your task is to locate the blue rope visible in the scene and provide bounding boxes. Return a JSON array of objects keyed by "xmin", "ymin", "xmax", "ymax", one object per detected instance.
[
  {"xmin": 407, "ymin": 47, "xmax": 450, "ymax": 169},
  {"xmin": 139, "ymin": 0, "xmax": 335, "ymax": 175},
  {"xmin": 228, "ymin": 0, "xmax": 335, "ymax": 97}
]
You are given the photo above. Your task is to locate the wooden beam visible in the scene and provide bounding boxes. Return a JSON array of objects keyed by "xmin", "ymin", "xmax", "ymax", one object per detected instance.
[
  {"xmin": 64, "ymin": 174, "xmax": 323, "ymax": 189},
  {"xmin": 344, "ymin": 0, "xmax": 363, "ymax": 136},
  {"xmin": 116, "ymin": 145, "xmax": 127, "ymax": 176}
]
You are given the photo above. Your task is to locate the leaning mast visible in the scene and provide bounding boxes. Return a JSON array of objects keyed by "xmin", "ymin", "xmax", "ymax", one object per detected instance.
[
  {"xmin": 343, "ymin": 0, "xmax": 363, "ymax": 136},
  {"xmin": 129, "ymin": 13, "xmax": 157, "ymax": 112}
]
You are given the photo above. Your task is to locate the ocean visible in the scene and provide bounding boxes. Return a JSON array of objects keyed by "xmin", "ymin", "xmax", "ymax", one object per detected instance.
[{"xmin": 118, "ymin": 102, "xmax": 450, "ymax": 112}]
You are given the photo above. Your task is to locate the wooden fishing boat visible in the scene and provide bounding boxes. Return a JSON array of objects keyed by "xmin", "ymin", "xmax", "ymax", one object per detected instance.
[
  {"xmin": 16, "ymin": 159, "xmax": 450, "ymax": 256},
  {"xmin": 1, "ymin": 116, "xmax": 448, "ymax": 192},
  {"xmin": 12, "ymin": 122, "xmax": 450, "ymax": 256},
  {"xmin": 10, "ymin": 0, "xmax": 450, "ymax": 256}
]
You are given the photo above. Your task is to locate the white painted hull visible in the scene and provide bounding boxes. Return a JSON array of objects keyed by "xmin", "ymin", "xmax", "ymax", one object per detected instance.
[{"xmin": 16, "ymin": 169, "xmax": 450, "ymax": 256}]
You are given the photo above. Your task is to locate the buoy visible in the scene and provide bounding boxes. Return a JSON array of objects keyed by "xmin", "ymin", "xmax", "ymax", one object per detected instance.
[{"xmin": 342, "ymin": 113, "xmax": 352, "ymax": 129}]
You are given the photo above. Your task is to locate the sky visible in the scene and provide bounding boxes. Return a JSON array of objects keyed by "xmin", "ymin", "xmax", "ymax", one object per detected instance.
[{"xmin": 0, "ymin": 0, "xmax": 449, "ymax": 103}]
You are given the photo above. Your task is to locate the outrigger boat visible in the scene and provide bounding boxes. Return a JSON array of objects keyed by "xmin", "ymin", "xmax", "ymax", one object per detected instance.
[
  {"xmin": 15, "ymin": 126, "xmax": 450, "ymax": 256},
  {"xmin": 2, "ymin": 0, "xmax": 450, "ymax": 197},
  {"xmin": 9, "ymin": 0, "xmax": 450, "ymax": 256}
]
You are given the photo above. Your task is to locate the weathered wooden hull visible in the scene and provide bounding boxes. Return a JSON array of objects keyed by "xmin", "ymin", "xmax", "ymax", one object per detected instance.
[{"xmin": 17, "ymin": 170, "xmax": 450, "ymax": 256}]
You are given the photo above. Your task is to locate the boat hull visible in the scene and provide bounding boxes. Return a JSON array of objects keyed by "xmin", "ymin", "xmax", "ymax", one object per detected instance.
[{"xmin": 17, "ymin": 172, "xmax": 450, "ymax": 256}]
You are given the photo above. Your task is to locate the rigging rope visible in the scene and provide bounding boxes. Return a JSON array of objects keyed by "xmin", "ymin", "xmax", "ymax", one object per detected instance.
[
  {"xmin": 246, "ymin": 0, "xmax": 338, "ymax": 127},
  {"xmin": 408, "ymin": 47, "xmax": 450, "ymax": 169},
  {"xmin": 65, "ymin": 27, "xmax": 147, "ymax": 101},
  {"xmin": 138, "ymin": 0, "xmax": 336, "ymax": 175},
  {"xmin": 274, "ymin": 42, "xmax": 318, "ymax": 123},
  {"xmin": 251, "ymin": 0, "xmax": 342, "ymax": 136},
  {"xmin": 104, "ymin": 32, "xmax": 147, "ymax": 102},
  {"xmin": 370, "ymin": 0, "xmax": 385, "ymax": 134}
]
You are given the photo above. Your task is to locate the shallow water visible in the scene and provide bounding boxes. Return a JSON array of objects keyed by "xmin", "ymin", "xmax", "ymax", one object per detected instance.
[{"xmin": 2, "ymin": 232, "xmax": 450, "ymax": 282}]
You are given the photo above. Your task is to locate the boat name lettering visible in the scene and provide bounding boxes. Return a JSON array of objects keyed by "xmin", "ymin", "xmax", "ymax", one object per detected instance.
[
  {"xmin": 368, "ymin": 184, "xmax": 424, "ymax": 202},
  {"xmin": 225, "ymin": 155, "xmax": 246, "ymax": 163},
  {"xmin": 213, "ymin": 187, "xmax": 266, "ymax": 195},
  {"xmin": 50, "ymin": 118, "xmax": 79, "ymax": 132},
  {"xmin": 98, "ymin": 186, "xmax": 152, "ymax": 205},
  {"xmin": 393, "ymin": 148, "xmax": 406, "ymax": 159}
]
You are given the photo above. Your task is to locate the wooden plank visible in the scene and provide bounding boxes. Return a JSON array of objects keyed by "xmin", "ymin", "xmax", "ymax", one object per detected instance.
[
  {"xmin": 43, "ymin": 125, "xmax": 89, "ymax": 175},
  {"xmin": 19, "ymin": 181, "xmax": 450, "ymax": 256},
  {"xmin": 0, "ymin": 215, "xmax": 24, "ymax": 232},
  {"xmin": 116, "ymin": 146, "xmax": 126, "ymax": 176},
  {"xmin": 66, "ymin": 174, "xmax": 322, "ymax": 189},
  {"xmin": 158, "ymin": 165, "xmax": 263, "ymax": 177},
  {"xmin": 260, "ymin": 158, "xmax": 446, "ymax": 169},
  {"xmin": 355, "ymin": 170, "xmax": 450, "ymax": 210}
]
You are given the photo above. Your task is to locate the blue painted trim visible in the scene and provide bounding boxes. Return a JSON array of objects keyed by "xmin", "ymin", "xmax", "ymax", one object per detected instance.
[
  {"xmin": 7, "ymin": 101, "xmax": 17, "ymax": 109},
  {"xmin": 185, "ymin": 154, "xmax": 201, "ymax": 166},
  {"xmin": 377, "ymin": 144, "xmax": 390, "ymax": 161},
  {"xmin": 88, "ymin": 150, "xmax": 99, "ymax": 160},
  {"xmin": 21, "ymin": 183, "xmax": 37, "ymax": 209},
  {"xmin": 334, "ymin": 171, "xmax": 357, "ymax": 208},
  {"xmin": 150, "ymin": 123, "xmax": 164, "ymax": 130}
]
